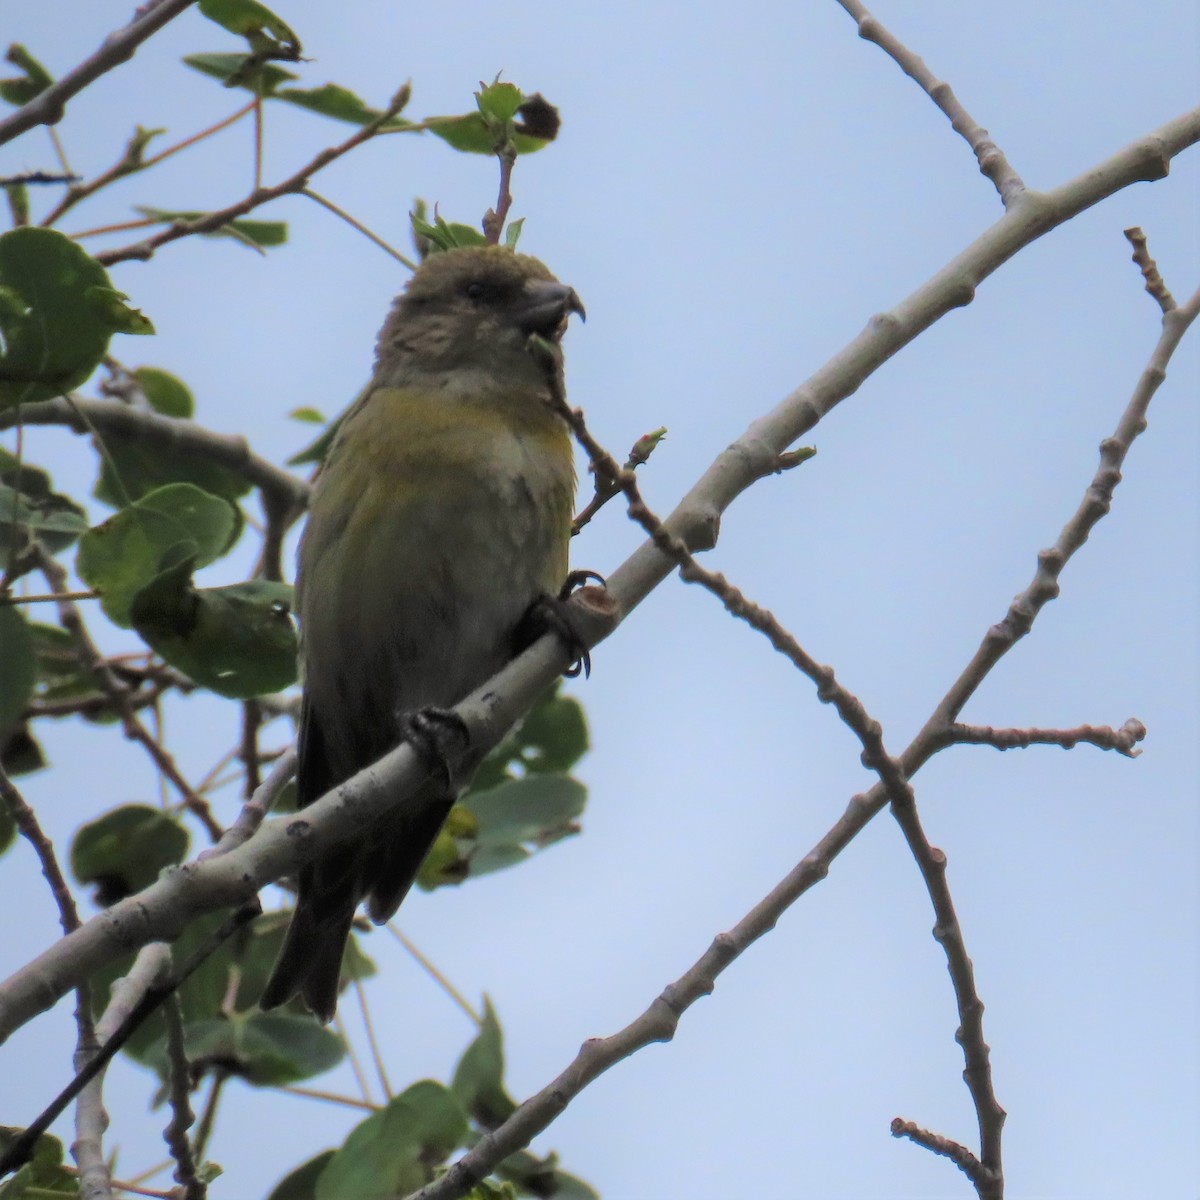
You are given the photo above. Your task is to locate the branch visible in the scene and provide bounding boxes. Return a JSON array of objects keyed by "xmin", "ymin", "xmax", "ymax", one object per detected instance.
[
  {"xmin": 72, "ymin": 945, "xmax": 172, "ymax": 1200},
  {"xmin": 0, "ymin": 104, "xmax": 1196, "ymax": 1071},
  {"xmin": 1, "ymin": 396, "xmax": 310, "ymax": 517},
  {"xmin": 0, "ymin": 0, "xmax": 199, "ymax": 147},
  {"xmin": 93, "ymin": 83, "xmax": 413, "ymax": 266},
  {"xmin": 947, "ymin": 718, "xmax": 1147, "ymax": 756},
  {"xmin": 1124, "ymin": 226, "xmax": 1177, "ymax": 313},
  {"xmin": 410, "ymin": 271, "xmax": 1200, "ymax": 1200},
  {"xmin": 835, "ymin": 0, "xmax": 1025, "ymax": 206},
  {"xmin": 161, "ymin": 995, "xmax": 205, "ymax": 1200}
]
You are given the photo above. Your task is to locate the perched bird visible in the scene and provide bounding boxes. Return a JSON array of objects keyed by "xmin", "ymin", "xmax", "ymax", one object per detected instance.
[{"xmin": 261, "ymin": 245, "xmax": 585, "ymax": 1022}]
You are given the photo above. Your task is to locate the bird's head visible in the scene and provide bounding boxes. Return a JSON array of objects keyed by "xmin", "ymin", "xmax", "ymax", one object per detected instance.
[{"xmin": 373, "ymin": 245, "xmax": 585, "ymax": 391}]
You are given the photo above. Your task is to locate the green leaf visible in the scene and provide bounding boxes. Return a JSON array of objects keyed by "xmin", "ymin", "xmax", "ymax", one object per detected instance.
[
  {"xmin": 427, "ymin": 84, "xmax": 559, "ymax": 156},
  {"xmin": 175, "ymin": 1011, "xmax": 343, "ymax": 1086},
  {"xmin": 503, "ymin": 218, "xmax": 525, "ymax": 250},
  {"xmin": 409, "ymin": 212, "xmax": 487, "ymax": 255},
  {"xmin": 475, "ymin": 81, "xmax": 523, "ymax": 123},
  {"xmin": 0, "ymin": 724, "xmax": 44, "ymax": 778},
  {"xmin": 491, "ymin": 1146, "xmax": 600, "ymax": 1200},
  {"xmin": 70, "ymin": 804, "xmax": 190, "ymax": 906},
  {"xmin": 198, "ymin": 0, "xmax": 299, "ymax": 51},
  {"xmin": 276, "ymin": 83, "xmax": 414, "ymax": 131},
  {"xmin": 134, "ymin": 207, "xmax": 288, "ymax": 252},
  {"xmin": 76, "ymin": 483, "xmax": 239, "ymax": 627},
  {"xmin": 134, "ymin": 366, "xmax": 194, "ymax": 418},
  {"xmin": 286, "ymin": 411, "xmax": 344, "ymax": 467},
  {"xmin": 452, "ymin": 997, "xmax": 517, "ymax": 1127},
  {"xmin": 266, "ymin": 1150, "xmax": 337, "ymax": 1200},
  {"xmin": 472, "ymin": 682, "xmax": 588, "ymax": 791},
  {"xmin": 0, "ymin": 45, "xmax": 53, "ymax": 107},
  {"xmin": 130, "ymin": 569, "xmax": 297, "ymax": 698},
  {"xmin": 463, "ymin": 774, "xmax": 587, "ymax": 878},
  {"xmin": 94, "ymin": 430, "xmax": 251, "ymax": 507},
  {"xmin": 26, "ymin": 621, "xmax": 104, "ymax": 714},
  {"xmin": 85, "ymin": 286, "xmax": 154, "ymax": 335},
  {"xmin": 183, "ymin": 51, "xmax": 298, "ymax": 96},
  {"xmin": 0, "ymin": 1128, "xmax": 76, "ymax": 1198},
  {"xmin": 0, "ymin": 228, "xmax": 153, "ymax": 408},
  {"xmin": 288, "ymin": 406, "xmax": 325, "ymax": 424},
  {"xmin": 0, "ymin": 449, "xmax": 89, "ymax": 573},
  {"xmin": 0, "ymin": 605, "xmax": 34, "ymax": 727},
  {"xmin": 316, "ymin": 1082, "xmax": 467, "ymax": 1200}
]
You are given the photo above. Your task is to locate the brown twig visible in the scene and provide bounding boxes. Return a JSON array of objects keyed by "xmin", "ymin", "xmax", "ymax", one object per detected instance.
[
  {"xmin": 835, "ymin": 0, "xmax": 1025, "ymax": 206},
  {"xmin": 482, "ymin": 146, "xmax": 517, "ymax": 244},
  {"xmin": 534, "ymin": 345, "xmax": 1007, "ymax": 1195},
  {"xmin": 239, "ymin": 702, "xmax": 262, "ymax": 799},
  {"xmin": 36, "ymin": 551, "xmax": 223, "ymax": 841},
  {"xmin": 40, "ymin": 101, "xmax": 257, "ymax": 228},
  {"xmin": 947, "ymin": 718, "xmax": 1147, "ymax": 756},
  {"xmin": 161, "ymin": 996, "xmax": 205, "ymax": 1200},
  {"xmin": 571, "ymin": 427, "xmax": 668, "ymax": 535},
  {"xmin": 1123, "ymin": 227, "xmax": 1176, "ymax": 313},
  {"xmin": 891, "ymin": 1119, "xmax": 988, "ymax": 1185},
  {"xmin": 93, "ymin": 82, "xmax": 413, "ymax": 266},
  {"xmin": 0, "ymin": 0, "xmax": 200, "ymax": 147}
]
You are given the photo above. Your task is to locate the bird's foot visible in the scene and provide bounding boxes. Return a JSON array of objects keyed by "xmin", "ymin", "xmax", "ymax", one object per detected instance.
[
  {"xmin": 400, "ymin": 707, "xmax": 470, "ymax": 788},
  {"xmin": 518, "ymin": 569, "xmax": 608, "ymax": 678}
]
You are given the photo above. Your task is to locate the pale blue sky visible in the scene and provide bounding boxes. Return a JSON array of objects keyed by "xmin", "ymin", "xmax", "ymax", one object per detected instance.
[{"xmin": 1, "ymin": 2, "xmax": 1197, "ymax": 1197}]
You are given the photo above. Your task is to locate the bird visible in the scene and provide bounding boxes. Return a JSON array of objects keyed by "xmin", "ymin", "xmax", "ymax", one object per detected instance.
[{"xmin": 260, "ymin": 245, "xmax": 585, "ymax": 1022}]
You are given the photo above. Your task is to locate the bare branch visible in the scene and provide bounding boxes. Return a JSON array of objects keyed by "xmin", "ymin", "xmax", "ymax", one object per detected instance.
[
  {"xmin": 835, "ymin": 0, "xmax": 1026, "ymax": 206},
  {"xmin": 0, "ymin": 0, "xmax": 199, "ymax": 147},
  {"xmin": 948, "ymin": 718, "xmax": 1147, "ymax": 756},
  {"xmin": 911, "ymin": 286, "xmax": 1200, "ymax": 758},
  {"xmin": 1124, "ymin": 226, "xmax": 1177, "ymax": 313},
  {"xmin": 891, "ymin": 1118, "xmax": 988, "ymax": 1186}
]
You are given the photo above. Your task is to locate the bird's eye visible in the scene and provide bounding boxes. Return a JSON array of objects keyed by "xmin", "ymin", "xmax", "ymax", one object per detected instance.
[{"xmin": 465, "ymin": 281, "xmax": 485, "ymax": 301}]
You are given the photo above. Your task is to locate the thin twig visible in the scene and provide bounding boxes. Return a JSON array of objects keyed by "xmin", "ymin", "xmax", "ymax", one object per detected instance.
[
  {"xmin": 0, "ymin": 0, "xmax": 200, "ymax": 146},
  {"xmin": 94, "ymin": 82, "xmax": 413, "ymax": 266},
  {"xmin": 161, "ymin": 996, "xmax": 205, "ymax": 1200},
  {"xmin": 353, "ymin": 976, "xmax": 393, "ymax": 1100},
  {"xmin": 190, "ymin": 1071, "xmax": 226, "ymax": 1166},
  {"xmin": 333, "ymin": 1012, "xmax": 376, "ymax": 1106},
  {"xmin": 240, "ymin": 702, "xmax": 262, "ymax": 799},
  {"xmin": 301, "ymin": 189, "xmax": 418, "ymax": 268},
  {"xmin": 947, "ymin": 718, "xmax": 1146, "ymax": 756},
  {"xmin": 835, "ymin": 0, "xmax": 1025, "ymax": 206},
  {"xmin": 279, "ymin": 1084, "xmax": 377, "ymax": 1111},
  {"xmin": 482, "ymin": 147, "xmax": 516, "ymax": 244},
  {"xmin": 385, "ymin": 924, "xmax": 482, "ymax": 1026},
  {"xmin": 891, "ymin": 1119, "xmax": 988, "ymax": 1185},
  {"xmin": 40, "ymin": 100, "xmax": 257, "ymax": 228},
  {"xmin": 1123, "ymin": 227, "xmax": 1177, "ymax": 313}
]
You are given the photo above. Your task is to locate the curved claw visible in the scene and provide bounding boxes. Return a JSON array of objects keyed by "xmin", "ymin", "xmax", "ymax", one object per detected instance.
[
  {"xmin": 559, "ymin": 568, "xmax": 607, "ymax": 600},
  {"xmin": 400, "ymin": 707, "xmax": 470, "ymax": 788}
]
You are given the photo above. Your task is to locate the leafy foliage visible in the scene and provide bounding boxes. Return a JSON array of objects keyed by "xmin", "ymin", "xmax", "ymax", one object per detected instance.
[{"xmin": 0, "ymin": 18, "xmax": 595, "ymax": 1196}]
